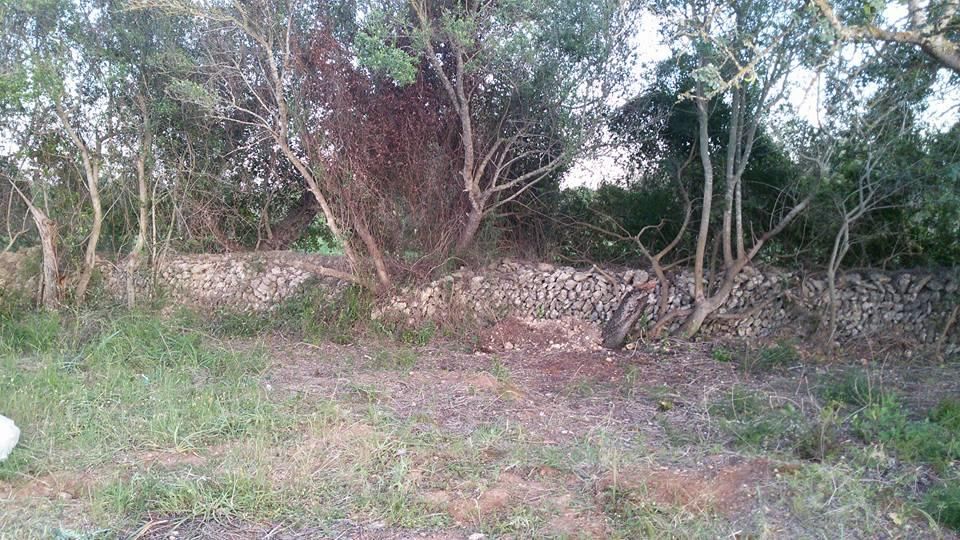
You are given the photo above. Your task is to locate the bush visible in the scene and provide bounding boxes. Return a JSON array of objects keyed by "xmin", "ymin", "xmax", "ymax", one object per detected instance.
[
  {"xmin": 924, "ymin": 480, "xmax": 960, "ymax": 532},
  {"xmin": 853, "ymin": 396, "xmax": 960, "ymax": 469}
]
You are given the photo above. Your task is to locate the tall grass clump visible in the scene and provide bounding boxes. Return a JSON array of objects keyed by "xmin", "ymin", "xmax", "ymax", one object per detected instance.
[{"xmin": 0, "ymin": 309, "xmax": 283, "ymax": 478}]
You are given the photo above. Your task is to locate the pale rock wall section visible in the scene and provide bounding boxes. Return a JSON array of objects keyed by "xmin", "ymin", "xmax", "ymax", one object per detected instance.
[
  {"xmin": 103, "ymin": 251, "xmax": 347, "ymax": 311},
  {"xmin": 0, "ymin": 247, "xmax": 40, "ymax": 301},
  {"xmin": 377, "ymin": 260, "xmax": 959, "ymax": 353},
  {"xmin": 2, "ymin": 248, "xmax": 956, "ymax": 352}
]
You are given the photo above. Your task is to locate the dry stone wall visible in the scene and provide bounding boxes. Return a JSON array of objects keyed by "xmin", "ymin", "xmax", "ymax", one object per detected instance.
[
  {"xmin": 2, "ymin": 247, "xmax": 956, "ymax": 352},
  {"xmin": 0, "ymin": 247, "xmax": 40, "ymax": 302},
  {"xmin": 376, "ymin": 260, "xmax": 959, "ymax": 353},
  {"xmin": 102, "ymin": 251, "xmax": 347, "ymax": 311}
]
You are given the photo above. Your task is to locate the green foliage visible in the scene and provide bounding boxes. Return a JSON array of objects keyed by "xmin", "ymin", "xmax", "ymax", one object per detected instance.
[
  {"xmin": 818, "ymin": 369, "xmax": 893, "ymax": 408},
  {"xmin": 852, "ymin": 396, "xmax": 960, "ymax": 469},
  {"xmin": 372, "ymin": 347, "xmax": 418, "ymax": 371},
  {"xmin": 711, "ymin": 346, "xmax": 733, "ymax": 363},
  {"xmin": 0, "ymin": 310, "xmax": 62, "ymax": 354},
  {"xmin": 355, "ymin": 9, "xmax": 418, "ymax": 85},
  {"xmin": 96, "ymin": 471, "xmax": 285, "ymax": 522},
  {"xmin": 710, "ymin": 386, "xmax": 812, "ymax": 453},
  {"xmin": 748, "ymin": 341, "xmax": 801, "ymax": 373},
  {"xmin": 924, "ymin": 480, "xmax": 960, "ymax": 532},
  {"xmin": 398, "ymin": 321, "xmax": 435, "ymax": 346},
  {"xmin": 206, "ymin": 283, "xmax": 373, "ymax": 345},
  {"xmin": 489, "ymin": 358, "xmax": 511, "ymax": 383}
]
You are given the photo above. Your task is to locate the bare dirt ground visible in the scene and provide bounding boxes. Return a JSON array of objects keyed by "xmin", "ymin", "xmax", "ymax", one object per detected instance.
[{"xmin": 3, "ymin": 314, "xmax": 957, "ymax": 539}]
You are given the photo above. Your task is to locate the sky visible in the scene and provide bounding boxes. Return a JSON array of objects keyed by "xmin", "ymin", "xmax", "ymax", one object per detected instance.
[{"xmin": 563, "ymin": 7, "xmax": 960, "ymax": 189}]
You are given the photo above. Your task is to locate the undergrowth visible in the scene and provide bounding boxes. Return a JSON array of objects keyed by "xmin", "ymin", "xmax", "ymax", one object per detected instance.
[{"xmin": 708, "ymin": 364, "xmax": 960, "ymax": 533}]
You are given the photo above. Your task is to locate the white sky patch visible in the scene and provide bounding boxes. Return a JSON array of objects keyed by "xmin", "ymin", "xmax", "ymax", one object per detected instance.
[{"xmin": 563, "ymin": 11, "xmax": 669, "ymax": 189}]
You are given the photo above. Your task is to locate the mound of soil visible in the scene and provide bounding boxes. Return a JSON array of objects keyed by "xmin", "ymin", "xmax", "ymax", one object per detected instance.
[{"xmin": 479, "ymin": 316, "xmax": 603, "ymax": 354}]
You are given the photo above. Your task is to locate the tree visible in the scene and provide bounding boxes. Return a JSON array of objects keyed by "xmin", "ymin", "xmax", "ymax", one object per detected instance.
[
  {"xmin": 361, "ymin": 0, "xmax": 638, "ymax": 255},
  {"xmin": 811, "ymin": 0, "xmax": 960, "ymax": 74},
  {"xmin": 651, "ymin": 0, "xmax": 824, "ymax": 337},
  {"xmin": 139, "ymin": 0, "xmax": 424, "ymax": 289}
]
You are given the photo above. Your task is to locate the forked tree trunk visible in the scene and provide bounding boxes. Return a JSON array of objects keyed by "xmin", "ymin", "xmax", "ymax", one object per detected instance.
[{"xmin": 56, "ymin": 102, "xmax": 103, "ymax": 305}]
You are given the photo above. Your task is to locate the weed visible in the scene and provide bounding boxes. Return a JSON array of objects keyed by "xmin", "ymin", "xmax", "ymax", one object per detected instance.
[
  {"xmin": 0, "ymin": 310, "xmax": 62, "ymax": 354},
  {"xmin": 924, "ymin": 479, "xmax": 960, "ymax": 532},
  {"xmin": 348, "ymin": 383, "xmax": 382, "ymax": 404},
  {"xmin": 600, "ymin": 484, "xmax": 720, "ymax": 538},
  {"xmin": 564, "ymin": 376, "xmax": 596, "ymax": 398},
  {"xmin": 619, "ymin": 365, "xmax": 641, "ymax": 397},
  {"xmin": 930, "ymin": 398, "xmax": 960, "ymax": 432},
  {"xmin": 709, "ymin": 386, "xmax": 814, "ymax": 454},
  {"xmin": 205, "ymin": 283, "xmax": 372, "ymax": 345},
  {"xmin": 745, "ymin": 340, "xmax": 800, "ymax": 372},
  {"xmin": 784, "ymin": 462, "xmax": 892, "ymax": 537},
  {"xmin": 372, "ymin": 348, "xmax": 418, "ymax": 371},
  {"xmin": 818, "ymin": 368, "xmax": 893, "ymax": 407},
  {"xmin": 96, "ymin": 470, "xmax": 286, "ymax": 523},
  {"xmin": 0, "ymin": 313, "xmax": 281, "ymax": 479},
  {"xmin": 711, "ymin": 346, "xmax": 734, "ymax": 363},
  {"xmin": 399, "ymin": 322, "xmax": 436, "ymax": 346},
  {"xmin": 853, "ymin": 396, "xmax": 960, "ymax": 469},
  {"xmin": 489, "ymin": 358, "xmax": 511, "ymax": 383}
]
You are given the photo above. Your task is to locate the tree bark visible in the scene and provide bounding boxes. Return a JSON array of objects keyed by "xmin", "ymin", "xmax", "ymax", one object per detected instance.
[
  {"xmin": 56, "ymin": 102, "xmax": 102, "ymax": 305},
  {"xmin": 455, "ymin": 206, "xmax": 485, "ymax": 256},
  {"xmin": 127, "ymin": 94, "xmax": 152, "ymax": 308},
  {"xmin": 7, "ymin": 179, "xmax": 59, "ymax": 309},
  {"xmin": 262, "ymin": 190, "xmax": 320, "ymax": 250},
  {"xmin": 692, "ymin": 91, "xmax": 715, "ymax": 302}
]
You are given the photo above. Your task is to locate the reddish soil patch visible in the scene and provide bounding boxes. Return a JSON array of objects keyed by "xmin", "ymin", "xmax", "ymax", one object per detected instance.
[
  {"xmin": 596, "ymin": 457, "xmax": 786, "ymax": 515},
  {"xmin": 424, "ymin": 471, "xmax": 610, "ymax": 538},
  {"xmin": 0, "ymin": 471, "xmax": 93, "ymax": 501}
]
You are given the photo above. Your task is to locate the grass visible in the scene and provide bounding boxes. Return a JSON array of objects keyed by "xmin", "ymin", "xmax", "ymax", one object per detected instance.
[
  {"xmin": 203, "ymin": 283, "xmax": 373, "ymax": 344},
  {"xmin": 2, "ymin": 306, "xmax": 958, "ymax": 537}
]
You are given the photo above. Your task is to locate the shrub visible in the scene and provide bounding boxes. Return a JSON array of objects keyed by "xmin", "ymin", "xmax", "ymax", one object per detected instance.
[
  {"xmin": 853, "ymin": 396, "xmax": 960, "ymax": 469},
  {"xmin": 924, "ymin": 480, "xmax": 960, "ymax": 532},
  {"xmin": 819, "ymin": 369, "xmax": 893, "ymax": 408}
]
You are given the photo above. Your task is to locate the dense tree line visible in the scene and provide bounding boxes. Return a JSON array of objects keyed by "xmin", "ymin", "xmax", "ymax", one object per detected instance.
[{"xmin": 0, "ymin": 0, "xmax": 957, "ymax": 336}]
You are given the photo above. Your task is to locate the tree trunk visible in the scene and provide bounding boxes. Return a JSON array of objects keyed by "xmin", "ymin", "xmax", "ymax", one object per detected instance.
[
  {"xmin": 455, "ymin": 206, "xmax": 484, "ymax": 256},
  {"xmin": 262, "ymin": 190, "xmax": 320, "ymax": 250},
  {"xmin": 676, "ymin": 266, "xmax": 741, "ymax": 338},
  {"xmin": 127, "ymin": 95, "xmax": 152, "ymax": 308},
  {"xmin": 601, "ymin": 280, "xmax": 658, "ymax": 349},
  {"xmin": 692, "ymin": 91, "xmax": 715, "ymax": 301},
  {"xmin": 55, "ymin": 102, "xmax": 102, "ymax": 305},
  {"xmin": 36, "ymin": 215, "xmax": 59, "ymax": 310},
  {"xmin": 353, "ymin": 216, "xmax": 393, "ymax": 291}
]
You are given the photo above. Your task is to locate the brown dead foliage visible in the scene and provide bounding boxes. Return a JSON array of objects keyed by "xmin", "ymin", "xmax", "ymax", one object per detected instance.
[{"xmin": 596, "ymin": 457, "xmax": 792, "ymax": 516}]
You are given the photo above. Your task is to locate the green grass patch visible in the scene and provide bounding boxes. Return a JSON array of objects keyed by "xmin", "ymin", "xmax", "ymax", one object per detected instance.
[
  {"xmin": 0, "ymin": 311, "xmax": 285, "ymax": 479},
  {"xmin": 817, "ymin": 368, "xmax": 894, "ymax": 408},
  {"xmin": 96, "ymin": 470, "xmax": 289, "ymax": 523},
  {"xmin": 923, "ymin": 479, "xmax": 960, "ymax": 532},
  {"xmin": 853, "ymin": 396, "xmax": 960, "ymax": 469},
  {"xmin": 745, "ymin": 340, "xmax": 800, "ymax": 373},
  {"xmin": 204, "ymin": 284, "xmax": 373, "ymax": 344}
]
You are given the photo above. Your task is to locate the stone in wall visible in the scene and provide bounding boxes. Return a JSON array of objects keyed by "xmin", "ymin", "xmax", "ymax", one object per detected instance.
[{"xmin": 375, "ymin": 259, "xmax": 959, "ymax": 353}]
